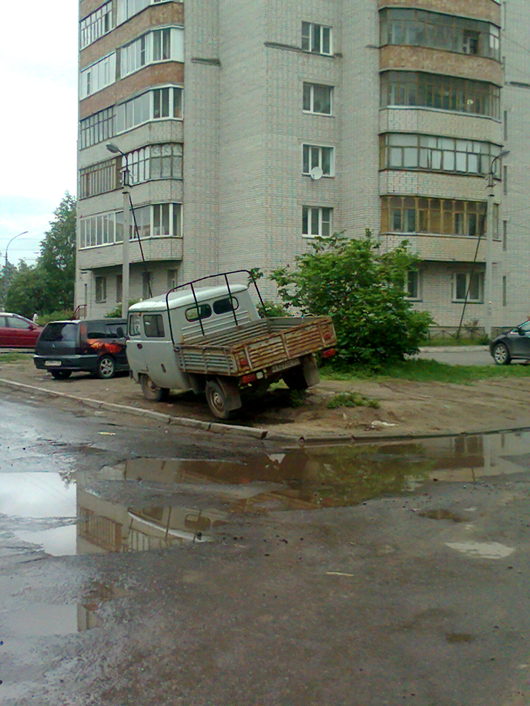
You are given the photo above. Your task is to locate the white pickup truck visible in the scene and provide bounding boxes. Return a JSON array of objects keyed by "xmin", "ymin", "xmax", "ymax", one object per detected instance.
[{"xmin": 126, "ymin": 271, "xmax": 337, "ymax": 418}]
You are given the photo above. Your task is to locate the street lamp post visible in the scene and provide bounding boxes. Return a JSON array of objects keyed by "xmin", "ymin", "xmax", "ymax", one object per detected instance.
[
  {"xmin": 106, "ymin": 143, "xmax": 130, "ymax": 318},
  {"xmin": 484, "ymin": 150, "xmax": 509, "ymax": 341},
  {"xmin": 2, "ymin": 230, "xmax": 28, "ymax": 307}
]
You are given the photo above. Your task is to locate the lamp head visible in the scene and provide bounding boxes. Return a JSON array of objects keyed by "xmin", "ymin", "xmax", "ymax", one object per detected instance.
[{"xmin": 106, "ymin": 143, "xmax": 122, "ymax": 155}]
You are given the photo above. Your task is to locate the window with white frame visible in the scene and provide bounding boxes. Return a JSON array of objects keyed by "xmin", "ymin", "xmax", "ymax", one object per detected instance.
[
  {"xmin": 301, "ymin": 22, "xmax": 332, "ymax": 55},
  {"xmin": 119, "ymin": 27, "xmax": 184, "ymax": 78},
  {"xmin": 405, "ymin": 270, "xmax": 421, "ymax": 300},
  {"xmin": 302, "ymin": 144, "xmax": 334, "ymax": 176},
  {"xmin": 117, "ymin": 0, "xmax": 166, "ymax": 24},
  {"xmin": 116, "ymin": 87, "xmax": 183, "ymax": 133},
  {"xmin": 302, "ymin": 206, "xmax": 332, "ymax": 237},
  {"xmin": 122, "ymin": 144, "xmax": 183, "ymax": 184},
  {"xmin": 303, "ymin": 83, "xmax": 333, "ymax": 115},
  {"xmin": 453, "ymin": 272, "xmax": 484, "ymax": 302},
  {"xmin": 80, "ymin": 2, "xmax": 113, "ymax": 49},
  {"xmin": 80, "ymin": 107, "xmax": 115, "ymax": 149},
  {"xmin": 80, "ymin": 53, "xmax": 117, "ymax": 99},
  {"xmin": 95, "ymin": 276, "xmax": 107, "ymax": 303},
  {"xmin": 80, "ymin": 203, "xmax": 182, "ymax": 249},
  {"xmin": 79, "ymin": 159, "xmax": 120, "ymax": 199}
]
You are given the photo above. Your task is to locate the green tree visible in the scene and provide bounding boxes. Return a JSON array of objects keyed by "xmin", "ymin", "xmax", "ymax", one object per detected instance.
[
  {"xmin": 270, "ymin": 232, "xmax": 432, "ymax": 365},
  {"xmin": 5, "ymin": 263, "xmax": 47, "ymax": 318},
  {"xmin": 38, "ymin": 192, "xmax": 76, "ymax": 311},
  {"xmin": 4, "ymin": 193, "xmax": 76, "ymax": 317}
]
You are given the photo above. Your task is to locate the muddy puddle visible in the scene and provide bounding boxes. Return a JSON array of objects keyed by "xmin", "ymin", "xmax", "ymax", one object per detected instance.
[{"xmin": 1, "ymin": 429, "xmax": 529, "ymax": 558}]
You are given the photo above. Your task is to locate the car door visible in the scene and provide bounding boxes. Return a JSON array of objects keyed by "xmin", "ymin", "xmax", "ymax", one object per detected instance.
[
  {"xmin": 0, "ymin": 316, "xmax": 9, "ymax": 346},
  {"xmin": 508, "ymin": 320, "xmax": 530, "ymax": 357},
  {"xmin": 8, "ymin": 315, "xmax": 37, "ymax": 347}
]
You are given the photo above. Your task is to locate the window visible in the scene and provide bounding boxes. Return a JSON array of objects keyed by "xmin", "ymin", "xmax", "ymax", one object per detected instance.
[
  {"xmin": 380, "ymin": 71, "xmax": 501, "ymax": 119},
  {"xmin": 129, "ymin": 313, "xmax": 142, "ymax": 336},
  {"xmin": 80, "ymin": 2, "xmax": 113, "ymax": 49},
  {"xmin": 79, "ymin": 203, "xmax": 182, "ymax": 248},
  {"xmin": 453, "ymin": 272, "xmax": 484, "ymax": 302},
  {"xmin": 213, "ymin": 297, "xmax": 239, "ymax": 315},
  {"xmin": 462, "ymin": 30, "xmax": 479, "ymax": 55},
  {"xmin": 80, "ymin": 107, "xmax": 115, "ymax": 149},
  {"xmin": 143, "ymin": 314, "xmax": 165, "ymax": 337},
  {"xmin": 380, "ymin": 134, "xmax": 501, "ymax": 177},
  {"xmin": 381, "ymin": 196, "xmax": 487, "ymax": 236},
  {"xmin": 119, "ymin": 27, "xmax": 184, "ymax": 78},
  {"xmin": 301, "ymin": 22, "xmax": 332, "ymax": 55},
  {"xmin": 142, "ymin": 272, "xmax": 152, "ymax": 299},
  {"xmin": 302, "ymin": 145, "xmax": 334, "ymax": 176},
  {"xmin": 80, "ymin": 54, "xmax": 116, "ymax": 99},
  {"xmin": 502, "ymin": 275, "xmax": 507, "ymax": 307},
  {"xmin": 185, "ymin": 304, "xmax": 212, "ymax": 322},
  {"xmin": 303, "ymin": 83, "xmax": 333, "ymax": 115},
  {"xmin": 117, "ymin": 0, "xmax": 166, "ymax": 24},
  {"xmin": 379, "ymin": 9, "xmax": 501, "ymax": 61},
  {"xmin": 502, "ymin": 220, "xmax": 508, "ymax": 251},
  {"xmin": 405, "ymin": 270, "xmax": 421, "ymax": 300},
  {"xmin": 116, "ymin": 87, "xmax": 183, "ymax": 133},
  {"xmin": 302, "ymin": 206, "xmax": 333, "ymax": 237},
  {"xmin": 79, "ymin": 159, "xmax": 121, "ymax": 199},
  {"xmin": 167, "ymin": 269, "xmax": 178, "ymax": 289},
  {"xmin": 95, "ymin": 277, "xmax": 107, "ymax": 303},
  {"xmin": 8, "ymin": 316, "xmax": 31, "ymax": 330},
  {"xmin": 116, "ymin": 275, "xmax": 123, "ymax": 303},
  {"xmin": 122, "ymin": 144, "xmax": 183, "ymax": 185}
]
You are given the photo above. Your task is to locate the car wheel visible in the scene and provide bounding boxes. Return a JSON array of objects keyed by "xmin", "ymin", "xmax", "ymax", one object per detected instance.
[
  {"xmin": 282, "ymin": 365, "xmax": 309, "ymax": 390},
  {"xmin": 141, "ymin": 375, "xmax": 169, "ymax": 401},
  {"xmin": 205, "ymin": 379, "xmax": 235, "ymax": 420},
  {"xmin": 492, "ymin": 342, "xmax": 511, "ymax": 365},
  {"xmin": 96, "ymin": 355, "xmax": 116, "ymax": 379},
  {"xmin": 51, "ymin": 370, "xmax": 72, "ymax": 380}
]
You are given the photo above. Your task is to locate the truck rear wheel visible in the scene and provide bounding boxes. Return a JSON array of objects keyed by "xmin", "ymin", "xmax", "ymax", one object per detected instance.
[
  {"xmin": 282, "ymin": 365, "xmax": 309, "ymax": 391},
  {"xmin": 205, "ymin": 378, "xmax": 241, "ymax": 419},
  {"xmin": 141, "ymin": 374, "xmax": 170, "ymax": 401}
]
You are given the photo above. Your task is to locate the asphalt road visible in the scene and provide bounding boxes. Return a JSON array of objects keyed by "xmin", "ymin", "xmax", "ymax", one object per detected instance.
[{"xmin": 1, "ymin": 389, "xmax": 530, "ymax": 705}]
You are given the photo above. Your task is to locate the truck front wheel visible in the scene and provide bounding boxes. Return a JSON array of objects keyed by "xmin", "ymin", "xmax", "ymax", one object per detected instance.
[{"xmin": 205, "ymin": 378, "xmax": 241, "ymax": 419}]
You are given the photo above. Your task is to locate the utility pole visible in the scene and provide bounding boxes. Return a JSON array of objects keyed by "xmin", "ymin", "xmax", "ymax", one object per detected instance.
[{"xmin": 484, "ymin": 151, "xmax": 509, "ymax": 341}]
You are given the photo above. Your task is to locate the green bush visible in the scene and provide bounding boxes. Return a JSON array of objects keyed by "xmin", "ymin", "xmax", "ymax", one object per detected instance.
[
  {"xmin": 271, "ymin": 232, "xmax": 433, "ymax": 366},
  {"xmin": 38, "ymin": 309, "xmax": 75, "ymax": 324},
  {"xmin": 104, "ymin": 300, "xmax": 139, "ymax": 318}
]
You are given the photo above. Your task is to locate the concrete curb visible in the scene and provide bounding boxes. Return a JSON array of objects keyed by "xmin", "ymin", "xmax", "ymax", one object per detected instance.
[
  {"xmin": 2, "ymin": 376, "xmax": 530, "ymax": 446},
  {"xmin": 418, "ymin": 346, "xmax": 489, "ymax": 353}
]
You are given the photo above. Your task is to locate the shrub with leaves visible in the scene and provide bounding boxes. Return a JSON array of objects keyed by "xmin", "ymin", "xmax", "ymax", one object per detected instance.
[{"xmin": 270, "ymin": 232, "xmax": 432, "ymax": 365}]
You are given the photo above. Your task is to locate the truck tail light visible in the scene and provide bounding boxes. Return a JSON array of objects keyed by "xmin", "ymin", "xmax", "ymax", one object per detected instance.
[
  {"xmin": 241, "ymin": 373, "xmax": 257, "ymax": 384},
  {"xmin": 321, "ymin": 348, "xmax": 336, "ymax": 359},
  {"xmin": 323, "ymin": 329, "xmax": 334, "ymax": 341},
  {"xmin": 238, "ymin": 355, "xmax": 250, "ymax": 369}
]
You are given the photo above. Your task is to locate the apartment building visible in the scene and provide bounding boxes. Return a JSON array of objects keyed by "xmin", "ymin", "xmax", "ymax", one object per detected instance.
[{"xmin": 76, "ymin": 0, "xmax": 526, "ymax": 332}]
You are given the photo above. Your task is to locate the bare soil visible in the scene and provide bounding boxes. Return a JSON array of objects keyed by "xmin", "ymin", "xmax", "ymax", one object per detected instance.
[{"xmin": 2, "ymin": 357, "xmax": 530, "ymax": 438}]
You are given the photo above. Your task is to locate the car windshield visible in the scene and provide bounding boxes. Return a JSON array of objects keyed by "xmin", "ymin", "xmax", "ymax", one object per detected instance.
[
  {"xmin": 41, "ymin": 323, "xmax": 78, "ymax": 342},
  {"xmin": 517, "ymin": 321, "xmax": 530, "ymax": 333}
]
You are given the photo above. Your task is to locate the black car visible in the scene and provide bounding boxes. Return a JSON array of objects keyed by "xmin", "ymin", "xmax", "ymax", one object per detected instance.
[
  {"xmin": 490, "ymin": 320, "xmax": 530, "ymax": 365},
  {"xmin": 34, "ymin": 319, "xmax": 128, "ymax": 379}
]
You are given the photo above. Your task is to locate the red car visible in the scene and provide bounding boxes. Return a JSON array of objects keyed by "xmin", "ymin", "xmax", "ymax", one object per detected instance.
[{"xmin": 0, "ymin": 312, "xmax": 43, "ymax": 348}]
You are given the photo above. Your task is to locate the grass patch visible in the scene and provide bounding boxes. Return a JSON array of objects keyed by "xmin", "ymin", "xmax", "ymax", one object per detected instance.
[
  {"xmin": 320, "ymin": 359, "xmax": 530, "ymax": 385},
  {"xmin": 327, "ymin": 392, "xmax": 380, "ymax": 410},
  {"xmin": 0, "ymin": 353, "xmax": 29, "ymax": 364}
]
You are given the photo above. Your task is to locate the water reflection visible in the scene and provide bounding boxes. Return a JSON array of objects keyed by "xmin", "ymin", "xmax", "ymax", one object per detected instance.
[{"xmin": 1, "ymin": 430, "xmax": 530, "ymax": 563}]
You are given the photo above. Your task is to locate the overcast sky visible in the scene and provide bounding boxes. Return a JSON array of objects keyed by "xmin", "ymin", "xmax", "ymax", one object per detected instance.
[{"xmin": 0, "ymin": 1, "xmax": 78, "ymax": 266}]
